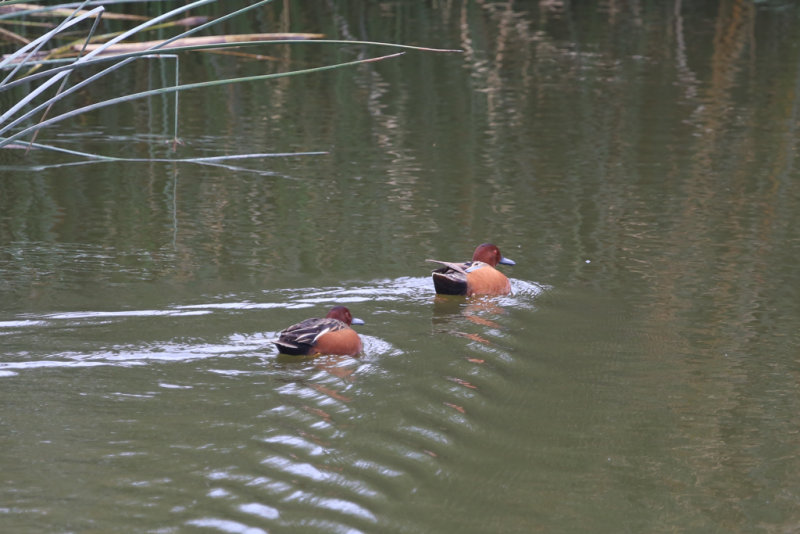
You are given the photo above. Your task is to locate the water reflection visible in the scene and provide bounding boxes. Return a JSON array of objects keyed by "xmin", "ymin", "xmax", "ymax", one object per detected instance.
[
  {"xmin": 430, "ymin": 278, "xmax": 547, "ymax": 344},
  {"xmin": 431, "ymin": 294, "xmax": 504, "ymax": 345},
  {"xmin": 2, "ymin": 1, "xmax": 800, "ymax": 532}
]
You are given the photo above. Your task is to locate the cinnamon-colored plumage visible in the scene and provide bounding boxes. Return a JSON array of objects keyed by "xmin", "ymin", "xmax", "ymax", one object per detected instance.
[
  {"xmin": 274, "ymin": 306, "xmax": 364, "ymax": 356},
  {"xmin": 428, "ymin": 243, "xmax": 515, "ymax": 296}
]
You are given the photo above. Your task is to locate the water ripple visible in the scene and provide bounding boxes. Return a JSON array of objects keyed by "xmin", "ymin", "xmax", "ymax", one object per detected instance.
[
  {"xmin": 0, "ymin": 277, "xmax": 549, "ymax": 532},
  {"xmin": 239, "ymin": 502, "xmax": 280, "ymax": 520},
  {"xmin": 185, "ymin": 518, "xmax": 267, "ymax": 534}
]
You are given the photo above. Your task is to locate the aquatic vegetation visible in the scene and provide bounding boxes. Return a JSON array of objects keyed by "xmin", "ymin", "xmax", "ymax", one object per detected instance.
[{"xmin": 0, "ymin": 0, "xmax": 458, "ymax": 166}]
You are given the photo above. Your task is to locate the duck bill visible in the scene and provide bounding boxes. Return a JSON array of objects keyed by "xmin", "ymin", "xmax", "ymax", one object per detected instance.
[
  {"xmin": 499, "ymin": 256, "xmax": 516, "ymax": 266},
  {"xmin": 351, "ymin": 317, "xmax": 365, "ymax": 325}
]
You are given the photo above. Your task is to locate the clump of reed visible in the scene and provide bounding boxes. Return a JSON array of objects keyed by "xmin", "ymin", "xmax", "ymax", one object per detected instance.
[{"xmin": 0, "ymin": 0, "xmax": 458, "ymax": 167}]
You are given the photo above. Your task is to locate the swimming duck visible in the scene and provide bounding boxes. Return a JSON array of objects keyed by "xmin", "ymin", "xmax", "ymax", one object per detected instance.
[
  {"xmin": 428, "ymin": 243, "xmax": 516, "ymax": 296},
  {"xmin": 273, "ymin": 306, "xmax": 364, "ymax": 356}
]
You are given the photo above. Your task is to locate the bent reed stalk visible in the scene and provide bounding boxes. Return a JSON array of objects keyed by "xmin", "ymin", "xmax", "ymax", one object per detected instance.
[{"xmin": 0, "ymin": 0, "xmax": 461, "ymax": 164}]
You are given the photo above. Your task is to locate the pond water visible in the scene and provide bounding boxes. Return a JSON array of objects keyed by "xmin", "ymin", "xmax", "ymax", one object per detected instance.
[{"xmin": 2, "ymin": 1, "xmax": 800, "ymax": 532}]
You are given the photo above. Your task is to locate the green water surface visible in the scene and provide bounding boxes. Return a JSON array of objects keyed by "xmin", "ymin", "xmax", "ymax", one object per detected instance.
[{"xmin": 2, "ymin": 1, "xmax": 800, "ymax": 532}]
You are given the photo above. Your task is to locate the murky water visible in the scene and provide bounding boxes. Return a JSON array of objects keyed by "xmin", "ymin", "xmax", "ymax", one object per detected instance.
[{"xmin": 2, "ymin": 1, "xmax": 800, "ymax": 532}]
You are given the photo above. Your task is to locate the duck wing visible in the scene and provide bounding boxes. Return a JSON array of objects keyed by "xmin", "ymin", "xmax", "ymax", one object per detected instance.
[
  {"xmin": 428, "ymin": 259, "xmax": 475, "ymax": 295},
  {"xmin": 274, "ymin": 318, "xmax": 347, "ymax": 355},
  {"xmin": 426, "ymin": 259, "xmax": 469, "ymax": 275}
]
